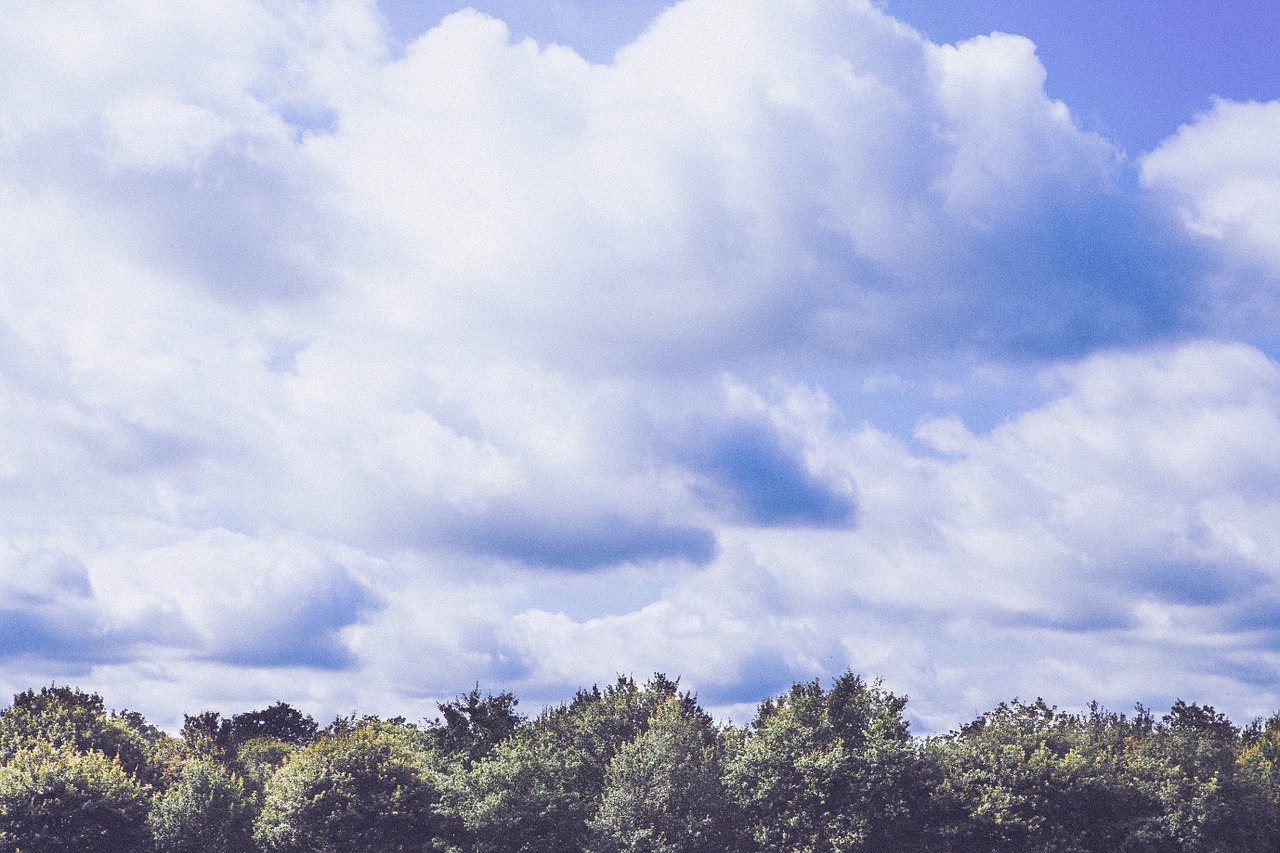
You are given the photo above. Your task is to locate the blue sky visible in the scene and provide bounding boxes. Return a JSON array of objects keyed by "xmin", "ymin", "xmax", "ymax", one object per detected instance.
[{"xmin": 1, "ymin": 0, "xmax": 1279, "ymax": 732}]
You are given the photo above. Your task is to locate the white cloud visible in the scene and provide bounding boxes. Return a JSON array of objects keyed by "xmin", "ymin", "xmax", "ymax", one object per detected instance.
[
  {"xmin": 499, "ymin": 342, "xmax": 1280, "ymax": 726},
  {"xmin": 0, "ymin": 0, "xmax": 1276, "ymax": 729},
  {"xmin": 312, "ymin": 0, "xmax": 1142, "ymax": 371},
  {"xmin": 1141, "ymin": 98, "xmax": 1280, "ymax": 324}
]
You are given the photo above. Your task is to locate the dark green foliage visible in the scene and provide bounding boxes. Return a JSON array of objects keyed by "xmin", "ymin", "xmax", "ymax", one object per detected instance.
[
  {"xmin": 181, "ymin": 710, "xmax": 236, "ymax": 759},
  {"xmin": 0, "ymin": 741, "xmax": 152, "ymax": 853},
  {"xmin": 1240, "ymin": 711, "xmax": 1280, "ymax": 801},
  {"xmin": 231, "ymin": 702, "xmax": 317, "ymax": 746},
  {"xmin": 236, "ymin": 736, "xmax": 296, "ymax": 788},
  {"xmin": 924, "ymin": 698, "xmax": 1280, "ymax": 853},
  {"xmin": 724, "ymin": 673, "xmax": 927, "ymax": 853},
  {"xmin": 589, "ymin": 695, "xmax": 742, "ymax": 853},
  {"xmin": 925, "ymin": 699, "xmax": 1158, "ymax": 853},
  {"xmin": 443, "ymin": 674, "xmax": 694, "ymax": 853},
  {"xmin": 254, "ymin": 721, "xmax": 440, "ymax": 853},
  {"xmin": 1124, "ymin": 701, "xmax": 1280, "ymax": 852},
  {"xmin": 429, "ymin": 687, "xmax": 523, "ymax": 766},
  {"xmin": 3, "ymin": 679, "xmax": 1280, "ymax": 853},
  {"xmin": 148, "ymin": 756, "xmax": 256, "ymax": 853}
]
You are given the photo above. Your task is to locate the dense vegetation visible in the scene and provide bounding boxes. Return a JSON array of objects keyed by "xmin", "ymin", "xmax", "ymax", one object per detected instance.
[{"xmin": 3, "ymin": 675, "xmax": 1280, "ymax": 852}]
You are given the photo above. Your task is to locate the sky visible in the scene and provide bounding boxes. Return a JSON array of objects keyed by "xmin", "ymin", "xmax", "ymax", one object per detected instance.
[{"xmin": 0, "ymin": 0, "xmax": 1278, "ymax": 734}]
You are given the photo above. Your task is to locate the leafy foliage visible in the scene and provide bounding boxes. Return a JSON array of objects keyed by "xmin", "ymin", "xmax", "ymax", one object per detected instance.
[
  {"xmin": 254, "ymin": 721, "xmax": 440, "ymax": 853},
  {"xmin": 236, "ymin": 736, "xmax": 296, "ymax": 789},
  {"xmin": 443, "ymin": 674, "xmax": 692, "ymax": 853},
  {"xmin": 925, "ymin": 699, "xmax": 1158, "ymax": 853},
  {"xmin": 2, "ymin": 678, "xmax": 1280, "ymax": 853},
  {"xmin": 0, "ymin": 685, "xmax": 149, "ymax": 776},
  {"xmin": 589, "ymin": 695, "xmax": 742, "ymax": 853},
  {"xmin": 429, "ymin": 687, "xmax": 523, "ymax": 766},
  {"xmin": 148, "ymin": 756, "xmax": 256, "ymax": 853},
  {"xmin": 231, "ymin": 703, "xmax": 317, "ymax": 746},
  {"xmin": 1126, "ymin": 701, "xmax": 1280, "ymax": 852},
  {"xmin": 724, "ymin": 673, "xmax": 927, "ymax": 853},
  {"xmin": 181, "ymin": 710, "xmax": 236, "ymax": 760},
  {"xmin": 0, "ymin": 741, "xmax": 151, "ymax": 853}
]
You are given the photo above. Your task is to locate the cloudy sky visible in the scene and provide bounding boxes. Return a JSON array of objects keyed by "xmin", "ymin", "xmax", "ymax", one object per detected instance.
[{"xmin": 2, "ymin": 0, "xmax": 1279, "ymax": 733}]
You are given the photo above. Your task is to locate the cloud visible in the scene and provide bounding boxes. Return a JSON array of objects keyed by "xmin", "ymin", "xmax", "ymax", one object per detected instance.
[
  {"xmin": 114, "ymin": 530, "xmax": 383, "ymax": 670},
  {"xmin": 671, "ymin": 409, "xmax": 857, "ymax": 528},
  {"xmin": 311, "ymin": 0, "xmax": 1201, "ymax": 371},
  {"xmin": 1142, "ymin": 99, "xmax": 1280, "ymax": 279},
  {"xmin": 0, "ymin": 549, "xmax": 188, "ymax": 664},
  {"xmin": 492, "ymin": 342, "xmax": 1280, "ymax": 725},
  {"xmin": 0, "ymin": 0, "xmax": 1277, "ymax": 729},
  {"xmin": 447, "ymin": 509, "xmax": 717, "ymax": 570},
  {"xmin": 1140, "ymin": 99, "xmax": 1280, "ymax": 348}
]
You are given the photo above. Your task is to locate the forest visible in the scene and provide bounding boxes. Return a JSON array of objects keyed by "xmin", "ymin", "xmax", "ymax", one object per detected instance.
[{"xmin": 3, "ymin": 674, "xmax": 1280, "ymax": 853}]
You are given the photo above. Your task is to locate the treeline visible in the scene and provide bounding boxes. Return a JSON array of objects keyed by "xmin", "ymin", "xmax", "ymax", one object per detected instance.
[{"xmin": 3, "ymin": 674, "xmax": 1280, "ymax": 852}]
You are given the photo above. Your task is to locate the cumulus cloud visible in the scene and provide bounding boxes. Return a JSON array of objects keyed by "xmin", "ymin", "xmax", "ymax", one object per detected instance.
[
  {"xmin": 309, "ymin": 0, "xmax": 1201, "ymax": 371},
  {"xmin": 0, "ymin": 0, "xmax": 1277, "ymax": 728},
  {"xmin": 1141, "ymin": 98, "xmax": 1280, "ymax": 328}
]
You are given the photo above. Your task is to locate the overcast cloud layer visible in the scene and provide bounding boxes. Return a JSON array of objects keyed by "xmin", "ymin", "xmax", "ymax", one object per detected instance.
[{"xmin": 2, "ymin": 0, "xmax": 1279, "ymax": 731}]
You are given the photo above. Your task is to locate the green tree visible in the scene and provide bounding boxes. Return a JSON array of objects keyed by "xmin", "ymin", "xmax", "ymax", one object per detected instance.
[
  {"xmin": 0, "ymin": 740, "xmax": 152, "ymax": 853},
  {"xmin": 1123, "ymin": 700, "xmax": 1280, "ymax": 853},
  {"xmin": 1239, "ymin": 711, "xmax": 1280, "ymax": 804},
  {"xmin": 254, "ymin": 721, "xmax": 440, "ymax": 853},
  {"xmin": 724, "ymin": 673, "xmax": 927, "ymax": 853},
  {"xmin": 148, "ymin": 756, "xmax": 256, "ymax": 853},
  {"xmin": 589, "ymin": 695, "xmax": 741, "ymax": 853},
  {"xmin": 0, "ymin": 685, "xmax": 149, "ymax": 777},
  {"xmin": 236, "ymin": 736, "xmax": 296, "ymax": 789},
  {"xmin": 925, "ymin": 699, "xmax": 1158, "ymax": 853},
  {"xmin": 231, "ymin": 703, "xmax": 317, "ymax": 746},
  {"xmin": 444, "ymin": 674, "xmax": 692, "ymax": 853},
  {"xmin": 181, "ymin": 710, "xmax": 236, "ymax": 761},
  {"xmin": 429, "ymin": 687, "xmax": 523, "ymax": 766}
]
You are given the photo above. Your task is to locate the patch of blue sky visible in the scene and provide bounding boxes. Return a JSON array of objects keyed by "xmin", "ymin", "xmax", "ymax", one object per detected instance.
[
  {"xmin": 882, "ymin": 0, "xmax": 1280, "ymax": 156},
  {"xmin": 377, "ymin": 0, "xmax": 672, "ymax": 64}
]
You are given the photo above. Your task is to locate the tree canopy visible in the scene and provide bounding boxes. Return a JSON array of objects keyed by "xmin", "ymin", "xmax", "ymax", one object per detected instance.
[{"xmin": 3, "ymin": 676, "xmax": 1280, "ymax": 853}]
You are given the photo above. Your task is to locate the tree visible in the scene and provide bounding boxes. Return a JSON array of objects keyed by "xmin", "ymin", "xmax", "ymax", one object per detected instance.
[
  {"xmin": 0, "ymin": 685, "xmax": 149, "ymax": 777},
  {"xmin": 0, "ymin": 740, "xmax": 151, "ymax": 853},
  {"xmin": 1122, "ymin": 700, "xmax": 1280, "ymax": 853},
  {"xmin": 254, "ymin": 721, "xmax": 440, "ymax": 853},
  {"xmin": 589, "ymin": 695, "xmax": 741, "ymax": 853},
  {"xmin": 724, "ymin": 673, "xmax": 927, "ymax": 853},
  {"xmin": 444, "ymin": 674, "xmax": 694, "ymax": 853},
  {"xmin": 429, "ymin": 687, "xmax": 523, "ymax": 766},
  {"xmin": 236, "ymin": 736, "xmax": 296, "ymax": 789},
  {"xmin": 231, "ymin": 702, "xmax": 318, "ymax": 746},
  {"xmin": 148, "ymin": 756, "xmax": 256, "ymax": 853},
  {"xmin": 181, "ymin": 710, "xmax": 236, "ymax": 762},
  {"xmin": 925, "ymin": 699, "xmax": 1158, "ymax": 853},
  {"xmin": 1240, "ymin": 711, "xmax": 1280, "ymax": 804}
]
